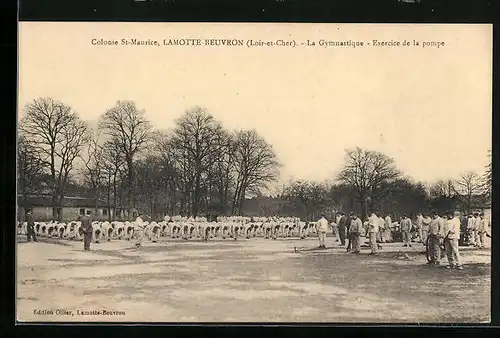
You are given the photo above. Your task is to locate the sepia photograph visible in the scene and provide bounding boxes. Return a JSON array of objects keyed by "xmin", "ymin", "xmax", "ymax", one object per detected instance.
[{"xmin": 17, "ymin": 22, "xmax": 491, "ymax": 323}]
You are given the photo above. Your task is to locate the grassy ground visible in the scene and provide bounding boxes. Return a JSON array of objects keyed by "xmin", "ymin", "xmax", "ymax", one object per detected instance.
[{"xmin": 16, "ymin": 235, "xmax": 490, "ymax": 323}]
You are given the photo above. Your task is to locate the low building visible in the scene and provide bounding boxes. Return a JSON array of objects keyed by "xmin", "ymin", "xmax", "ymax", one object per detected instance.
[{"xmin": 17, "ymin": 195, "xmax": 137, "ymax": 222}]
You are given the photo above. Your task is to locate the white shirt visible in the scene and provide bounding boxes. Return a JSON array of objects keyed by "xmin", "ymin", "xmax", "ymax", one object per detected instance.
[
  {"xmin": 385, "ymin": 216, "xmax": 392, "ymax": 228},
  {"xmin": 467, "ymin": 217, "xmax": 476, "ymax": 229},
  {"xmin": 445, "ymin": 217, "xmax": 461, "ymax": 240},
  {"xmin": 416, "ymin": 215, "xmax": 423, "ymax": 228},
  {"xmin": 378, "ymin": 217, "xmax": 385, "ymax": 229},
  {"xmin": 368, "ymin": 214, "xmax": 379, "ymax": 233},
  {"xmin": 474, "ymin": 217, "xmax": 482, "ymax": 230},
  {"xmin": 135, "ymin": 217, "xmax": 144, "ymax": 228},
  {"xmin": 317, "ymin": 217, "xmax": 329, "ymax": 232}
]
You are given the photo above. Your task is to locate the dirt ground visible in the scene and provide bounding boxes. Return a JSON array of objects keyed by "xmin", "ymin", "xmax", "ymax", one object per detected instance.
[{"xmin": 16, "ymin": 234, "xmax": 491, "ymax": 323}]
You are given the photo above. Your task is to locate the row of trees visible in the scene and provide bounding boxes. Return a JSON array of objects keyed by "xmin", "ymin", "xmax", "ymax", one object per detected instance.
[
  {"xmin": 18, "ymin": 98, "xmax": 280, "ymax": 220},
  {"xmin": 18, "ymin": 97, "xmax": 491, "ymax": 222},
  {"xmin": 281, "ymin": 148, "xmax": 491, "ymax": 221}
]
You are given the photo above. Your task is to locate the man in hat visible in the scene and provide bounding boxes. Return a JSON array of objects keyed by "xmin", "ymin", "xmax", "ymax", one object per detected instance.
[
  {"xmin": 81, "ymin": 211, "xmax": 93, "ymax": 251},
  {"xmin": 317, "ymin": 213, "xmax": 329, "ymax": 249},
  {"xmin": 349, "ymin": 213, "xmax": 362, "ymax": 254},
  {"xmin": 25, "ymin": 209, "xmax": 37, "ymax": 242}
]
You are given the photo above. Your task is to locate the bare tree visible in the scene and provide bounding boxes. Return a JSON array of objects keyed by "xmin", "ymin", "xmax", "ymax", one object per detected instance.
[
  {"xmin": 171, "ymin": 107, "xmax": 225, "ymax": 216},
  {"xmin": 79, "ymin": 128, "xmax": 105, "ymax": 214},
  {"xmin": 99, "ymin": 100, "xmax": 152, "ymax": 220},
  {"xmin": 455, "ymin": 171, "xmax": 486, "ymax": 213},
  {"xmin": 231, "ymin": 129, "xmax": 280, "ymax": 215},
  {"xmin": 206, "ymin": 130, "xmax": 235, "ymax": 214},
  {"xmin": 337, "ymin": 147, "xmax": 400, "ymax": 219},
  {"xmin": 428, "ymin": 179, "xmax": 456, "ymax": 199},
  {"xmin": 17, "ymin": 135, "xmax": 46, "ymax": 216},
  {"xmin": 20, "ymin": 97, "xmax": 88, "ymax": 220}
]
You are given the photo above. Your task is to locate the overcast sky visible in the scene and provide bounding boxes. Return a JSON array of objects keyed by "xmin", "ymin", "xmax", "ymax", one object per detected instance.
[{"xmin": 18, "ymin": 23, "xmax": 492, "ymax": 191}]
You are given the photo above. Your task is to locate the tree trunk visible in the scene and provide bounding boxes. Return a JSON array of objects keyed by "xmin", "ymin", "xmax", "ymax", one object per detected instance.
[{"xmin": 127, "ymin": 159, "xmax": 133, "ymax": 221}]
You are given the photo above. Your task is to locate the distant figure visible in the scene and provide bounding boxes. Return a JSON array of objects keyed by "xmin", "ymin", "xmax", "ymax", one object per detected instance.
[
  {"xmin": 401, "ymin": 215, "xmax": 412, "ymax": 247},
  {"xmin": 349, "ymin": 213, "xmax": 362, "ymax": 254},
  {"xmin": 467, "ymin": 213, "xmax": 476, "ymax": 246},
  {"xmin": 416, "ymin": 213, "xmax": 424, "ymax": 243},
  {"xmin": 317, "ymin": 214, "xmax": 329, "ymax": 249},
  {"xmin": 135, "ymin": 213, "xmax": 145, "ymax": 247},
  {"xmin": 477, "ymin": 213, "xmax": 489, "ymax": 249},
  {"xmin": 384, "ymin": 214, "xmax": 393, "ymax": 242},
  {"xmin": 81, "ymin": 211, "xmax": 93, "ymax": 251},
  {"xmin": 421, "ymin": 214, "xmax": 432, "ymax": 246},
  {"xmin": 337, "ymin": 212, "xmax": 349, "ymax": 247},
  {"xmin": 346, "ymin": 213, "xmax": 353, "ymax": 252},
  {"xmin": 443, "ymin": 211, "xmax": 463, "ymax": 270},
  {"xmin": 427, "ymin": 212, "xmax": 442, "ymax": 266},
  {"xmin": 26, "ymin": 210, "xmax": 37, "ymax": 242},
  {"xmin": 376, "ymin": 215, "xmax": 385, "ymax": 243},
  {"xmin": 367, "ymin": 211, "xmax": 379, "ymax": 255},
  {"xmin": 473, "ymin": 213, "xmax": 481, "ymax": 248}
]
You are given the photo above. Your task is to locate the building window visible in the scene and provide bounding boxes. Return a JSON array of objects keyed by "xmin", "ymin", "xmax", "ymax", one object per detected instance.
[
  {"xmin": 80, "ymin": 208, "xmax": 85, "ymax": 215},
  {"xmin": 103, "ymin": 209, "xmax": 108, "ymax": 216}
]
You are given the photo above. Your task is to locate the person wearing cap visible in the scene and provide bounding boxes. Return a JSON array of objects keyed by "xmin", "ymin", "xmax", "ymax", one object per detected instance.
[
  {"xmin": 443, "ymin": 211, "xmax": 463, "ymax": 270},
  {"xmin": 400, "ymin": 214, "xmax": 412, "ymax": 247},
  {"xmin": 25, "ymin": 210, "xmax": 37, "ymax": 242},
  {"xmin": 349, "ymin": 213, "xmax": 362, "ymax": 254},
  {"xmin": 81, "ymin": 211, "xmax": 93, "ymax": 251},
  {"xmin": 317, "ymin": 214, "xmax": 329, "ymax": 249},
  {"xmin": 427, "ymin": 212, "xmax": 442, "ymax": 265}
]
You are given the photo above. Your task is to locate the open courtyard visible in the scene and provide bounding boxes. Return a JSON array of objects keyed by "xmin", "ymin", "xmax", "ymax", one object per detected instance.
[{"xmin": 16, "ymin": 235, "xmax": 490, "ymax": 323}]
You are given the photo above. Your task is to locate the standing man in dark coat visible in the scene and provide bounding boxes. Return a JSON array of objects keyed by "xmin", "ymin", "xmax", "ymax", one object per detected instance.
[
  {"xmin": 337, "ymin": 212, "xmax": 349, "ymax": 247},
  {"xmin": 81, "ymin": 211, "xmax": 93, "ymax": 251},
  {"xmin": 26, "ymin": 210, "xmax": 37, "ymax": 242}
]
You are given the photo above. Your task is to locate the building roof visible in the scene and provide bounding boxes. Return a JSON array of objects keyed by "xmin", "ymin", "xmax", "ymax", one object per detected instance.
[{"xmin": 18, "ymin": 195, "xmax": 109, "ymax": 208}]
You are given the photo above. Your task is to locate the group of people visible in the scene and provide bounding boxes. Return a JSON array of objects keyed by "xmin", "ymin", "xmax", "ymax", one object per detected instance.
[
  {"xmin": 316, "ymin": 209, "xmax": 491, "ymax": 270},
  {"xmin": 20, "ymin": 211, "xmax": 310, "ymax": 250},
  {"xmin": 22, "ymin": 208, "xmax": 490, "ymax": 270}
]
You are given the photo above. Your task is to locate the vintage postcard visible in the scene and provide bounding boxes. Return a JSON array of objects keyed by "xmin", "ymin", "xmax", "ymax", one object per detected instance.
[{"xmin": 17, "ymin": 22, "xmax": 491, "ymax": 323}]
